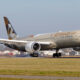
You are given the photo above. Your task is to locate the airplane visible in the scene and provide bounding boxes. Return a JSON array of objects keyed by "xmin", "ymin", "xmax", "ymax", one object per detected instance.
[{"xmin": 0, "ymin": 16, "xmax": 80, "ymax": 57}]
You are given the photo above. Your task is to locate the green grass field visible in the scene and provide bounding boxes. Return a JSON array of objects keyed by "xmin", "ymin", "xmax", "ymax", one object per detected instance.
[
  {"xmin": 0, "ymin": 57, "xmax": 80, "ymax": 77},
  {"xmin": 0, "ymin": 78, "xmax": 42, "ymax": 80},
  {"xmin": 0, "ymin": 77, "xmax": 49, "ymax": 80},
  {"xmin": 0, "ymin": 78, "xmax": 64, "ymax": 80}
]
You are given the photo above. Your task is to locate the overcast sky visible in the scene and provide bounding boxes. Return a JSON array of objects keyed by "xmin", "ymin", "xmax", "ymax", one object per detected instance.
[{"xmin": 0, "ymin": 0, "xmax": 80, "ymax": 38}]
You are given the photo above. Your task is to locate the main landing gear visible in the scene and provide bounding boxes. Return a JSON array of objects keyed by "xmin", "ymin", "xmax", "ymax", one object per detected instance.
[
  {"xmin": 53, "ymin": 49, "xmax": 62, "ymax": 58},
  {"xmin": 30, "ymin": 53, "xmax": 39, "ymax": 57}
]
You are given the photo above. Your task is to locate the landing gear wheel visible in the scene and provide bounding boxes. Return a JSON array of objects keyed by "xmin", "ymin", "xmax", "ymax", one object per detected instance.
[
  {"xmin": 58, "ymin": 53, "xmax": 61, "ymax": 57},
  {"xmin": 30, "ymin": 53, "xmax": 39, "ymax": 57},
  {"xmin": 53, "ymin": 53, "xmax": 61, "ymax": 58}
]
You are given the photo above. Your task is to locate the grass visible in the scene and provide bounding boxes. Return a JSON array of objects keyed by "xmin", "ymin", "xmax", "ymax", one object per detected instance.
[
  {"xmin": 0, "ymin": 57, "xmax": 80, "ymax": 77},
  {"xmin": 0, "ymin": 77, "xmax": 44, "ymax": 80},
  {"xmin": 0, "ymin": 77, "xmax": 64, "ymax": 80}
]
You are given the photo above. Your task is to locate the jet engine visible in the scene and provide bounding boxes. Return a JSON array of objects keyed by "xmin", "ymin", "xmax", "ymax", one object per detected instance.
[
  {"xmin": 73, "ymin": 47, "xmax": 80, "ymax": 51},
  {"xmin": 25, "ymin": 42, "xmax": 41, "ymax": 53}
]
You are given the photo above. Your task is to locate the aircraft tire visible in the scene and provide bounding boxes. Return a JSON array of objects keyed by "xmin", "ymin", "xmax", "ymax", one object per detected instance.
[
  {"xmin": 53, "ymin": 53, "xmax": 61, "ymax": 58},
  {"xmin": 30, "ymin": 53, "xmax": 39, "ymax": 57}
]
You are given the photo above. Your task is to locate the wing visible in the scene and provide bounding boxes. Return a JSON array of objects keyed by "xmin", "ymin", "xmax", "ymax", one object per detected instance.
[
  {"xmin": 0, "ymin": 39, "xmax": 27, "ymax": 45},
  {"xmin": 0, "ymin": 39, "xmax": 56, "ymax": 52}
]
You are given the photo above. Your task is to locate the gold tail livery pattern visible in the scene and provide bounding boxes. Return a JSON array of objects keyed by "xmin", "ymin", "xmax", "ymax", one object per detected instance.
[{"xmin": 4, "ymin": 17, "xmax": 18, "ymax": 40}]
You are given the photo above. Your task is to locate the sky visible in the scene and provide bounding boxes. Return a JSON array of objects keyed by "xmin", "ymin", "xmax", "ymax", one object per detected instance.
[{"xmin": 0, "ymin": 0, "xmax": 80, "ymax": 38}]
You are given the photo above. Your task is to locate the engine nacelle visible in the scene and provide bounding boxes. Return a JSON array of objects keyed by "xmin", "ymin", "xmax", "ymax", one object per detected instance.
[
  {"xmin": 25, "ymin": 42, "xmax": 41, "ymax": 53},
  {"xmin": 73, "ymin": 47, "xmax": 80, "ymax": 51}
]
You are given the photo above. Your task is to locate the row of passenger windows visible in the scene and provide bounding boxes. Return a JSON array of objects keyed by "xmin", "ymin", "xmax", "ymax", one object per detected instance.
[
  {"xmin": 53, "ymin": 35, "xmax": 73, "ymax": 40},
  {"xmin": 54, "ymin": 35, "xmax": 80, "ymax": 40}
]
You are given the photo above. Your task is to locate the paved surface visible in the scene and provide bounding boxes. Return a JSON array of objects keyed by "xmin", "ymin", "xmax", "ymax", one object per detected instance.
[{"xmin": 0, "ymin": 75, "xmax": 80, "ymax": 80}]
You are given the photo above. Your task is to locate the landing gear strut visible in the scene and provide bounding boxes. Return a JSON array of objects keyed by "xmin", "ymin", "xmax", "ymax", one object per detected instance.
[
  {"xmin": 53, "ymin": 49, "xmax": 62, "ymax": 58},
  {"xmin": 30, "ymin": 53, "xmax": 39, "ymax": 57}
]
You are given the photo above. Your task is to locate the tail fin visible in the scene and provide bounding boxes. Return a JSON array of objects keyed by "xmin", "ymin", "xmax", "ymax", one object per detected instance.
[{"xmin": 4, "ymin": 17, "xmax": 18, "ymax": 40}]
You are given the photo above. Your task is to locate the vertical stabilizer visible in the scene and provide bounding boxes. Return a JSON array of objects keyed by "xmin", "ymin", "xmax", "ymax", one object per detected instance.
[{"xmin": 4, "ymin": 17, "xmax": 18, "ymax": 40}]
